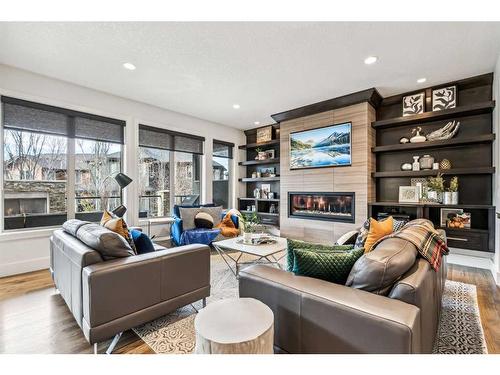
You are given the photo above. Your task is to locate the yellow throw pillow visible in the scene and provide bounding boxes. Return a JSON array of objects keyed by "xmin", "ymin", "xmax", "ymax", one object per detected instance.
[
  {"xmin": 101, "ymin": 210, "xmax": 136, "ymax": 254},
  {"xmin": 364, "ymin": 216, "xmax": 394, "ymax": 253}
]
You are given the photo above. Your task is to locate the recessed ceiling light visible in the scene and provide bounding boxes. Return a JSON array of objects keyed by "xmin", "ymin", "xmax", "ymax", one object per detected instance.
[
  {"xmin": 417, "ymin": 78, "xmax": 427, "ymax": 83},
  {"xmin": 254, "ymin": 121, "xmax": 260, "ymax": 125},
  {"xmin": 232, "ymin": 104, "xmax": 240, "ymax": 109},
  {"xmin": 364, "ymin": 56, "xmax": 378, "ymax": 65},
  {"xmin": 123, "ymin": 62, "xmax": 136, "ymax": 71}
]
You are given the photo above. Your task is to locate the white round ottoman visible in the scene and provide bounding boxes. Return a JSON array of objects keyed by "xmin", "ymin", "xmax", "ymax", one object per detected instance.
[{"xmin": 194, "ymin": 298, "xmax": 274, "ymax": 354}]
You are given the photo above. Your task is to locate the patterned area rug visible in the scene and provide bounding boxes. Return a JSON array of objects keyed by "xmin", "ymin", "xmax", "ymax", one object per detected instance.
[
  {"xmin": 133, "ymin": 252, "xmax": 487, "ymax": 354},
  {"xmin": 433, "ymin": 280, "xmax": 488, "ymax": 354}
]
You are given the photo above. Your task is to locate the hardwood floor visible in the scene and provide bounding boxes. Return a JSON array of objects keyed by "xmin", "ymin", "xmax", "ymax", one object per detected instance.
[{"xmin": 0, "ymin": 264, "xmax": 499, "ymax": 354}]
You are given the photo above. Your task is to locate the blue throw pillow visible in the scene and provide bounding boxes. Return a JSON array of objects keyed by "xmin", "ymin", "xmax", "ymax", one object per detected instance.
[{"xmin": 130, "ymin": 229, "xmax": 155, "ymax": 254}]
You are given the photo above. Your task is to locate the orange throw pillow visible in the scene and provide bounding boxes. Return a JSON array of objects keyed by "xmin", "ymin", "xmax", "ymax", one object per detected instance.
[
  {"xmin": 364, "ymin": 216, "xmax": 394, "ymax": 253},
  {"xmin": 215, "ymin": 212, "xmax": 239, "ymax": 238}
]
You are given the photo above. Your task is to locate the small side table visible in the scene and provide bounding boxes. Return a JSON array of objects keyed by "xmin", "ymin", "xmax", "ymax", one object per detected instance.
[
  {"xmin": 146, "ymin": 217, "xmax": 175, "ymax": 239},
  {"xmin": 194, "ymin": 298, "xmax": 274, "ymax": 354}
]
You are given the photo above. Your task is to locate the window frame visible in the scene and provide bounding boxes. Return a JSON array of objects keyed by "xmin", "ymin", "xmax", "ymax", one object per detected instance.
[{"xmin": 1, "ymin": 97, "xmax": 125, "ymax": 232}]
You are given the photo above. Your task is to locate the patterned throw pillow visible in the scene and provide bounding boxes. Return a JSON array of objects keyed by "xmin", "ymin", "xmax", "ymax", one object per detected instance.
[
  {"xmin": 292, "ymin": 246, "xmax": 365, "ymax": 284},
  {"xmin": 393, "ymin": 219, "xmax": 407, "ymax": 232},
  {"xmin": 100, "ymin": 210, "xmax": 137, "ymax": 254}
]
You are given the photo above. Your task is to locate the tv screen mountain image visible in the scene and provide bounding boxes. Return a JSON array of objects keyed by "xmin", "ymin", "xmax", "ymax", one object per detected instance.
[{"xmin": 290, "ymin": 122, "xmax": 352, "ymax": 169}]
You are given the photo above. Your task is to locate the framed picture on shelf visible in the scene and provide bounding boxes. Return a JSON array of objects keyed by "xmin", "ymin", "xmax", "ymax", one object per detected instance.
[
  {"xmin": 261, "ymin": 184, "xmax": 271, "ymax": 199},
  {"xmin": 260, "ymin": 167, "xmax": 276, "ymax": 177},
  {"xmin": 256, "ymin": 126, "xmax": 273, "ymax": 143},
  {"xmin": 264, "ymin": 149, "xmax": 275, "ymax": 159},
  {"xmin": 398, "ymin": 186, "xmax": 420, "ymax": 203},
  {"xmin": 440, "ymin": 208, "xmax": 463, "ymax": 227},
  {"xmin": 432, "ymin": 86, "xmax": 457, "ymax": 111},
  {"xmin": 402, "ymin": 92, "xmax": 425, "ymax": 116}
]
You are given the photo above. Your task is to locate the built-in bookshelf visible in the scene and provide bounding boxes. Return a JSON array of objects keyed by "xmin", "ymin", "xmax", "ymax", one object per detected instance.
[
  {"xmin": 238, "ymin": 124, "xmax": 281, "ymax": 227},
  {"xmin": 370, "ymin": 73, "xmax": 496, "ymax": 253}
]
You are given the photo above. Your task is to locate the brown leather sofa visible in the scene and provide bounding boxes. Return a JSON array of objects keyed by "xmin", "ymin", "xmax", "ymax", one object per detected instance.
[
  {"xmin": 239, "ymin": 232, "xmax": 447, "ymax": 354},
  {"xmin": 50, "ymin": 228, "xmax": 210, "ymax": 353}
]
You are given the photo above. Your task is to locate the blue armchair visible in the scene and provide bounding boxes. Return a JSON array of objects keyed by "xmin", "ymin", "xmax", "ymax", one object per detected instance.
[{"xmin": 171, "ymin": 204, "xmax": 239, "ymax": 246}]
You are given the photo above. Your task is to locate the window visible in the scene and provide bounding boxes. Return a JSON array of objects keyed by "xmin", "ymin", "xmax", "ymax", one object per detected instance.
[
  {"xmin": 138, "ymin": 125, "xmax": 204, "ymax": 217},
  {"xmin": 2, "ymin": 96, "xmax": 125, "ymax": 230},
  {"xmin": 212, "ymin": 140, "xmax": 234, "ymax": 208},
  {"xmin": 75, "ymin": 139, "xmax": 122, "ymax": 219},
  {"xmin": 174, "ymin": 151, "xmax": 201, "ymax": 206},
  {"xmin": 138, "ymin": 147, "xmax": 170, "ymax": 218}
]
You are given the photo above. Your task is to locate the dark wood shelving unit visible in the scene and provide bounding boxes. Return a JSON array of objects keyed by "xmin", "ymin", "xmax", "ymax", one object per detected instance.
[
  {"xmin": 370, "ymin": 73, "xmax": 496, "ymax": 253},
  {"xmin": 372, "ymin": 167, "xmax": 495, "ymax": 178},
  {"xmin": 372, "ymin": 100, "xmax": 495, "ymax": 129},
  {"xmin": 238, "ymin": 124, "xmax": 281, "ymax": 227},
  {"xmin": 238, "ymin": 139, "xmax": 280, "ymax": 150},
  {"xmin": 238, "ymin": 158, "xmax": 280, "ymax": 166},
  {"xmin": 239, "ymin": 176, "xmax": 280, "ymax": 182},
  {"xmin": 372, "ymin": 134, "xmax": 495, "ymax": 153}
]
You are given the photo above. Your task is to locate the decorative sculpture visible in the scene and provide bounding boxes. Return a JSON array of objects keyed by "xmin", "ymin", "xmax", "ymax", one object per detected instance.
[{"xmin": 426, "ymin": 120, "xmax": 460, "ymax": 141}]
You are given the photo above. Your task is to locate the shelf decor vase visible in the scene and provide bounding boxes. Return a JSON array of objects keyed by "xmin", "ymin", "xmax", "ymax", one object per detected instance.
[
  {"xmin": 419, "ymin": 155, "xmax": 434, "ymax": 170},
  {"xmin": 243, "ymin": 232, "xmax": 252, "ymax": 244},
  {"xmin": 451, "ymin": 192, "xmax": 459, "ymax": 205},
  {"xmin": 427, "ymin": 190, "xmax": 443, "ymax": 203},
  {"xmin": 443, "ymin": 192, "xmax": 453, "ymax": 205}
]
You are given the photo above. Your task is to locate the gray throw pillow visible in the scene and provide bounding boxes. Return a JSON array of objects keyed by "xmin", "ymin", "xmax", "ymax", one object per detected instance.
[
  {"xmin": 62, "ymin": 219, "xmax": 90, "ymax": 237},
  {"xmin": 200, "ymin": 206, "xmax": 223, "ymax": 227},
  {"xmin": 179, "ymin": 207, "xmax": 202, "ymax": 230},
  {"xmin": 76, "ymin": 223, "xmax": 134, "ymax": 260},
  {"xmin": 345, "ymin": 237, "xmax": 417, "ymax": 295}
]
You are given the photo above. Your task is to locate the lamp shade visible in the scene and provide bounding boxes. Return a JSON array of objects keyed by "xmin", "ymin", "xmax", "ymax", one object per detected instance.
[
  {"xmin": 112, "ymin": 205, "xmax": 127, "ymax": 218},
  {"xmin": 114, "ymin": 172, "xmax": 133, "ymax": 189}
]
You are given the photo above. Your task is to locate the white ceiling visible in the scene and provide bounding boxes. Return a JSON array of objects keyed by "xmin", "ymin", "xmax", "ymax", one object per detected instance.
[{"xmin": 1, "ymin": 22, "xmax": 500, "ymax": 130}]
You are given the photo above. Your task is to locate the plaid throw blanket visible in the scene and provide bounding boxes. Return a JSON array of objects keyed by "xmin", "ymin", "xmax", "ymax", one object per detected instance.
[{"xmin": 372, "ymin": 219, "xmax": 449, "ymax": 271}]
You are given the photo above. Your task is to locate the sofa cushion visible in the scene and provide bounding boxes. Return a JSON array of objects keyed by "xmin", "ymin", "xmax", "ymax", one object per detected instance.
[
  {"xmin": 346, "ymin": 237, "xmax": 418, "ymax": 295},
  {"xmin": 194, "ymin": 211, "xmax": 215, "ymax": 229},
  {"xmin": 76, "ymin": 223, "xmax": 135, "ymax": 260},
  {"xmin": 292, "ymin": 246, "xmax": 365, "ymax": 284},
  {"xmin": 62, "ymin": 219, "xmax": 91, "ymax": 237},
  {"xmin": 131, "ymin": 229, "xmax": 156, "ymax": 254}
]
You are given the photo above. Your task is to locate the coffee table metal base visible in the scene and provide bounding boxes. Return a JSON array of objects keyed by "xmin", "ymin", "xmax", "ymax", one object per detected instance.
[{"xmin": 213, "ymin": 243, "xmax": 285, "ymax": 278}]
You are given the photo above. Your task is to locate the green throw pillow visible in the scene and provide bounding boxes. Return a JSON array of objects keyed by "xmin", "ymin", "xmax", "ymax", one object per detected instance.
[
  {"xmin": 286, "ymin": 239, "xmax": 354, "ymax": 272},
  {"xmin": 292, "ymin": 247, "xmax": 364, "ymax": 284}
]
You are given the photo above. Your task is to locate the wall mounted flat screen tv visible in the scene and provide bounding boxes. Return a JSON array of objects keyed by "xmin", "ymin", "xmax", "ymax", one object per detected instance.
[{"xmin": 289, "ymin": 122, "xmax": 352, "ymax": 170}]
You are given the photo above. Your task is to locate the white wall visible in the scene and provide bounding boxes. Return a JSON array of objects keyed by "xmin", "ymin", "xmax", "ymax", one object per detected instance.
[
  {"xmin": 493, "ymin": 54, "xmax": 500, "ymax": 286},
  {"xmin": 0, "ymin": 64, "xmax": 245, "ymax": 277}
]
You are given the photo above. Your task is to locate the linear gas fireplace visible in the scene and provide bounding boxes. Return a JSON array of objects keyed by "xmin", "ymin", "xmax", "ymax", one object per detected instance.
[{"xmin": 288, "ymin": 192, "xmax": 355, "ymax": 223}]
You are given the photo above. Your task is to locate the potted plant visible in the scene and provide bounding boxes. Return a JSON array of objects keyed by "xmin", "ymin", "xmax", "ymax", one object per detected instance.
[
  {"xmin": 446, "ymin": 176, "xmax": 459, "ymax": 205},
  {"xmin": 427, "ymin": 173, "xmax": 444, "ymax": 203},
  {"xmin": 241, "ymin": 213, "xmax": 261, "ymax": 243}
]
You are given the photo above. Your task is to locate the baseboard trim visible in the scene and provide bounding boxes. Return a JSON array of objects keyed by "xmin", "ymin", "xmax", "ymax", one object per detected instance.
[
  {"xmin": 446, "ymin": 253, "xmax": 493, "ymax": 271},
  {"xmin": 0, "ymin": 256, "xmax": 49, "ymax": 277}
]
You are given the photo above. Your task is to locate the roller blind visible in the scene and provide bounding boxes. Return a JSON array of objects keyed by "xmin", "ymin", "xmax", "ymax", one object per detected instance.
[
  {"xmin": 213, "ymin": 139, "xmax": 234, "ymax": 159},
  {"xmin": 1, "ymin": 96, "xmax": 125, "ymax": 144},
  {"xmin": 139, "ymin": 124, "xmax": 205, "ymax": 154}
]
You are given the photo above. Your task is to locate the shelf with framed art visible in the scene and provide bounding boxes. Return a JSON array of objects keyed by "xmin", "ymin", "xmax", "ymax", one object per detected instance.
[
  {"xmin": 238, "ymin": 124, "xmax": 281, "ymax": 227},
  {"xmin": 369, "ymin": 73, "xmax": 496, "ymax": 253}
]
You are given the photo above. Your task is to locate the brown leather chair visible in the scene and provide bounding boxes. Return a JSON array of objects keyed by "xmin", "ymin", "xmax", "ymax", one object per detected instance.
[
  {"xmin": 239, "ymin": 232, "xmax": 447, "ymax": 354},
  {"xmin": 50, "ymin": 229, "xmax": 210, "ymax": 353}
]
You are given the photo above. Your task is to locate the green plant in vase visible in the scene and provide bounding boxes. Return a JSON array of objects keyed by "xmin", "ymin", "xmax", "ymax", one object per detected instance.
[
  {"xmin": 427, "ymin": 173, "xmax": 445, "ymax": 203},
  {"xmin": 444, "ymin": 176, "xmax": 459, "ymax": 205},
  {"xmin": 241, "ymin": 213, "xmax": 261, "ymax": 242}
]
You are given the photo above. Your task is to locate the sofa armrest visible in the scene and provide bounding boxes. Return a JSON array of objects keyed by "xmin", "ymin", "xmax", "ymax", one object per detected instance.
[
  {"xmin": 82, "ymin": 244, "xmax": 210, "ymax": 329},
  {"xmin": 239, "ymin": 265, "xmax": 422, "ymax": 354}
]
